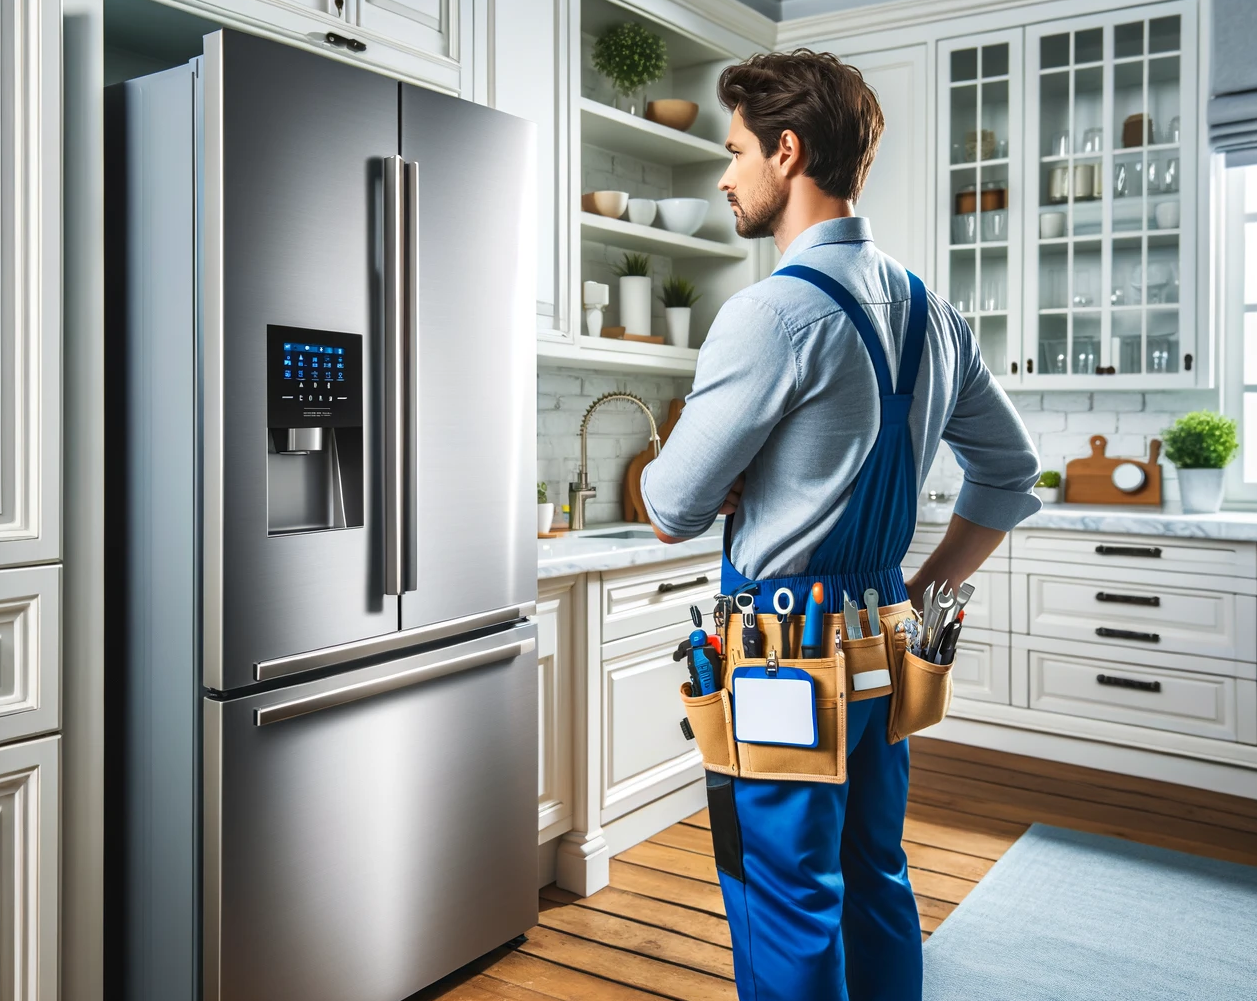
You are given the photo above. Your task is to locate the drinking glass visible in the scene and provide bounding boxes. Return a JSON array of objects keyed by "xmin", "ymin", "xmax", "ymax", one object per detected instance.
[{"xmin": 1082, "ymin": 127, "xmax": 1104, "ymax": 153}]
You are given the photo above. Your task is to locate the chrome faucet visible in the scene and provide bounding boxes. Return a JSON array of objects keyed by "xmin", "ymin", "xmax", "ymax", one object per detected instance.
[{"xmin": 568, "ymin": 392, "xmax": 660, "ymax": 531}]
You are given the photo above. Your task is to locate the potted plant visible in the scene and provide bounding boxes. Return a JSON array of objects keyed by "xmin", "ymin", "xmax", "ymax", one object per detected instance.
[
  {"xmin": 537, "ymin": 481, "xmax": 555, "ymax": 535},
  {"xmin": 613, "ymin": 253, "xmax": 652, "ymax": 337},
  {"xmin": 592, "ymin": 23, "xmax": 667, "ymax": 116},
  {"xmin": 659, "ymin": 276, "xmax": 701, "ymax": 348},
  {"xmin": 1034, "ymin": 470, "xmax": 1061, "ymax": 504},
  {"xmin": 1162, "ymin": 411, "xmax": 1239, "ymax": 514}
]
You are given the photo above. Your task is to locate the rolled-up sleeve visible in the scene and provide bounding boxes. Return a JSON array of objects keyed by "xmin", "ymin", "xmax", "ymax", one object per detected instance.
[
  {"xmin": 942, "ymin": 303, "xmax": 1042, "ymax": 531},
  {"xmin": 641, "ymin": 294, "xmax": 797, "ymax": 539}
]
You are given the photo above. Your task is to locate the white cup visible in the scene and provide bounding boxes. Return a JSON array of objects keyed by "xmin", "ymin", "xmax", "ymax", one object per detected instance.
[
  {"xmin": 1039, "ymin": 212, "xmax": 1066, "ymax": 239},
  {"xmin": 1153, "ymin": 200, "xmax": 1180, "ymax": 230}
]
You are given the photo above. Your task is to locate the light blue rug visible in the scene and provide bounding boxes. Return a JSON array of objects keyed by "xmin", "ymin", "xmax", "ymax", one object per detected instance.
[{"xmin": 923, "ymin": 823, "xmax": 1257, "ymax": 1001}]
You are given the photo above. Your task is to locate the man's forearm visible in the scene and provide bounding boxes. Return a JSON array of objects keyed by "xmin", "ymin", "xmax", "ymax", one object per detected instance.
[{"xmin": 905, "ymin": 513, "xmax": 1005, "ymax": 611}]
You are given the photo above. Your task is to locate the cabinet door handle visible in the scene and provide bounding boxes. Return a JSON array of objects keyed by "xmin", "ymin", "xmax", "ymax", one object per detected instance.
[
  {"xmin": 1096, "ymin": 673, "xmax": 1162, "ymax": 693},
  {"xmin": 658, "ymin": 574, "xmax": 710, "ymax": 594},
  {"xmin": 1096, "ymin": 626, "xmax": 1160, "ymax": 643},
  {"xmin": 325, "ymin": 31, "xmax": 367, "ymax": 52},
  {"xmin": 1095, "ymin": 591, "xmax": 1161, "ymax": 606},
  {"xmin": 1095, "ymin": 544, "xmax": 1162, "ymax": 558}
]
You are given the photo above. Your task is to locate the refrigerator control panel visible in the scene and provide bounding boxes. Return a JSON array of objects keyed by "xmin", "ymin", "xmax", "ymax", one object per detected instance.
[{"xmin": 268, "ymin": 325, "xmax": 362, "ymax": 428}]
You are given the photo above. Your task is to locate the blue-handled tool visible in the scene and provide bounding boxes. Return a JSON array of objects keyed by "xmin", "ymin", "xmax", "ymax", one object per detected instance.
[
  {"xmin": 800, "ymin": 582, "xmax": 825, "ymax": 658},
  {"xmin": 687, "ymin": 628, "xmax": 719, "ymax": 695}
]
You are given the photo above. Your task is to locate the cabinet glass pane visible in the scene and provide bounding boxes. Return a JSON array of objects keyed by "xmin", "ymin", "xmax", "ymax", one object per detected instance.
[
  {"xmin": 951, "ymin": 83, "xmax": 978, "ymax": 163},
  {"xmin": 1075, "ymin": 28, "xmax": 1103, "ymax": 65},
  {"xmin": 982, "ymin": 44, "xmax": 1009, "ymax": 78},
  {"xmin": 981, "ymin": 80, "xmax": 1009, "ymax": 160},
  {"xmin": 1115, "ymin": 21, "xmax": 1144, "ymax": 59},
  {"xmin": 950, "ymin": 251, "xmax": 976, "ymax": 312},
  {"xmin": 1112, "ymin": 237, "xmax": 1142, "ymax": 306},
  {"xmin": 1040, "ymin": 72, "xmax": 1070, "ymax": 156},
  {"xmin": 980, "ymin": 316, "xmax": 1009, "ymax": 374},
  {"xmin": 1074, "ymin": 313, "xmax": 1100, "ymax": 374},
  {"xmin": 1147, "ymin": 235, "xmax": 1180, "ymax": 304},
  {"xmin": 1074, "ymin": 67, "xmax": 1103, "ymax": 153},
  {"xmin": 1073, "ymin": 244, "xmax": 1100, "ymax": 308},
  {"xmin": 1113, "ymin": 311, "xmax": 1142, "ymax": 374},
  {"xmin": 1115, "ymin": 61, "xmax": 1147, "ymax": 147},
  {"xmin": 1042, "ymin": 33, "xmax": 1070, "ymax": 70},
  {"xmin": 952, "ymin": 48, "xmax": 978, "ymax": 82},
  {"xmin": 1149, "ymin": 15, "xmax": 1180, "ymax": 54},
  {"xmin": 1114, "ymin": 151, "xmax": 1144, "ymax": 231},
  {"xmin": 1149, "ymin": 57, "xmax": 1180, "ymax": 146},
  {"xmin": 1039, "ymin": 315, "xmax": 1068, "ymax": 374},
  {"xmin": 1040, "ymin": 245, "xmax": 1068, "ymax": 308},
  {"xmin": 980, "ymin": 247, "xmax": 1008, "ymax": 310},
  {"xmin": 1147, "ymin": 309, "xmax": 1179, "ymax": 373}
]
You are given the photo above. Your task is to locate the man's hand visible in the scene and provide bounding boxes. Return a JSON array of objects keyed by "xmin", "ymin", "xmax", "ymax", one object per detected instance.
[{"xmin": 719, "ymin": 474, "xmax": 746, "ymax": 516}]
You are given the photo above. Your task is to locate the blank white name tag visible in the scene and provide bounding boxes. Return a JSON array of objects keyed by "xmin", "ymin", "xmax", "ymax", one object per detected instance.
[
  {"xmin": 732, "ymin": 672, "xmax": 818, "ymax": 747},
  {"xmin": 852, "ymin": 668, "xmax": 892, "ymax": 692}
]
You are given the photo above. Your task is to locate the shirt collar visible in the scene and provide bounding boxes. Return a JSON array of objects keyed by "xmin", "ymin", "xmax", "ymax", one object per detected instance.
[{"xmin": 776, "ymin": 216, "xmax": 873, "ymax": 268}]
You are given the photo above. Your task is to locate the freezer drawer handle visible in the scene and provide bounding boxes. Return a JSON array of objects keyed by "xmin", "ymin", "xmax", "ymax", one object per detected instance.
[
  {"xmin": 1094, "ymin": 544, "xmax": 1162, "ymax": 558},
  {"xmin": 254, "ymin": 636, "xmax": 535, "ymax": 726},
  {"xmin": 1095, "ymin": 626, "xmax": 1161, "ymax": 643},
  {"xmin": 658, "ymin": 575, "xmax": 710, "ymax": 595},
  {"xmin": 1095, "ymin": 591, "xmax": 1161, "ymax": 607},
  {"xmin": 1096, "ymin": 673, "xmax": 1162, "ymax": 693}
]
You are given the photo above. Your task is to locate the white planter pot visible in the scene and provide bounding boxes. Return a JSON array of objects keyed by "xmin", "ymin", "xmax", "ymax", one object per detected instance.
[
  {"xmin": 619, "ymin": 276, "xmax": 652, "ymax": 337},
  {"xmin": 1177, "ymin": 468, "xmax": 1225, "ymax": 514},
  {"xmin": 1033, "ymin": 485, "xmax": 1060, "ymax": 504},
  {"xmin": 537, "ymin": 502, "xmax": 555, "ymax": 534},
  {"xmin": 664, "ymin": 307, "xmax": 691, "ymax": 348}
]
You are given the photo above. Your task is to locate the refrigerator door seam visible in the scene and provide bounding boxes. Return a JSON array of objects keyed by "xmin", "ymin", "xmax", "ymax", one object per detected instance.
[
  {"xmin": 253, "ymin": 635, "xmax": 535, "ymax": 726},
  {"xmin": 253, "ymin": 599, "xmax": 538, "ymax": 682}
]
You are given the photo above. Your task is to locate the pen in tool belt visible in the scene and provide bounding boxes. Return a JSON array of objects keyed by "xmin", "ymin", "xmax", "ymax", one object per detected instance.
[
  {"xmin": 801, "ymin": 583, "xmax": 825, "ymax": 658},
  {"xmin": 736, "ymin": 593, "xmax": 763, "ymax": 659}
]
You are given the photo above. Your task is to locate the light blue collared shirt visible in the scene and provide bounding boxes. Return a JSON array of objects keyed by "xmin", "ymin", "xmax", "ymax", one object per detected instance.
[{"xmin": 640, "ymin": 217, "xmax": 1041, "ymax": 580}]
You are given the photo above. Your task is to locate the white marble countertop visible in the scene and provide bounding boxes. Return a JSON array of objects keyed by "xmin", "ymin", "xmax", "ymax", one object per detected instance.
[
  {"xmin": 920, "ymin": 502, "xmax": 1257, "ymax": 541},
  {"xmin": 537, "ymin": 521, "xmax": 724, "ymax": 579}
]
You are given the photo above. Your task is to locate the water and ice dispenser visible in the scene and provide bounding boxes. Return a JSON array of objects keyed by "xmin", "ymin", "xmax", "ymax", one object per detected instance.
[{"xmin": 267, "ymin": 325, "xmax": 364, "ymax": 534}]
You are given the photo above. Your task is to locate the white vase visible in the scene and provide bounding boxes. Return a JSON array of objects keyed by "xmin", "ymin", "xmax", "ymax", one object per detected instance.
[
  {"xmin": 584, "ymin": 306, "xmax": 604, "ymax": 338},
  {"xmin": 664, "ymin": 307, "xmax": 691, "ymax": 348},
  {"xmin": 537, "ymin": 502, "xmax": 555, "ymax": 534},
  {"xmin": 1033, "ymin": 485, "xmax": 1060, "ymax": 505},
  {"xmin": 619, "ymin": 275, "xmax": 652, "ymax": 337},
  {"xmin": 1177, "ymin": 468, "xmax": 1225, "ymax": 514}
]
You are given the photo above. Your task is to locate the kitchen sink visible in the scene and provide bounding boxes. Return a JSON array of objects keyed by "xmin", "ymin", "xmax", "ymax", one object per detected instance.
[{"xmin": 580, "ymin": 528, "xmax": 658, "ymax": 540}]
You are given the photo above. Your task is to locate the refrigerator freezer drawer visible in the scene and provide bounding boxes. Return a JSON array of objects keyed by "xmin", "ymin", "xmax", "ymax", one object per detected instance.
[{"xmin": 203, "ymin": 623, "xmax": 538, "ymax": 1001}]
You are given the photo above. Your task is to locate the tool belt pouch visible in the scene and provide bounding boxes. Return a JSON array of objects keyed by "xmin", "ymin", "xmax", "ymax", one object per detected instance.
[
  {"xmin": 887, "ymin": 629, "xmax": 954, "ymax": 744},
  {"xmin": 679, "ymin": 682, "xmax": 737, "ymax": 775}
]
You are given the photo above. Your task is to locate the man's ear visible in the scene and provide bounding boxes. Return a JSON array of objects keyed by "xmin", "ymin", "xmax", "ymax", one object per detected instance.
[{"xmin": 776, "ymin": 129, "xmax": 807, "ymax": 178}]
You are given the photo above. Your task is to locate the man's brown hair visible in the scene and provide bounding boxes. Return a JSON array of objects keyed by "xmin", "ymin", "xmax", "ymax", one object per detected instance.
[{"xmin": 717, "ymin": 50, "xmax": 884, "ymax": 203}]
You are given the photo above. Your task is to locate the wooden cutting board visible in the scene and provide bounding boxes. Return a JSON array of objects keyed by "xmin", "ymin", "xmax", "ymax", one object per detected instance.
[
  {"xmin": 624, "ymin": 398, "xmax": 684, "ymax": 523},
  {"xmin": 1064, "ymin": 435, "xmax": 1163, "ymax": 505}
]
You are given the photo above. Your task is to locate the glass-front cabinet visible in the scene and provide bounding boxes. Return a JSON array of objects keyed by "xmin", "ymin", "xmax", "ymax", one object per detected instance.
[
  {"xmin": 937, "ymin": 32, "xmax": 1024, "ymax": 384},
  {"xmin": 936, "ymin": 2, "xmax": 1199, "ymax": 389},
  {"xmin": 1023, "ymin": 4, "xmax": 1196, "ymax": 386}
]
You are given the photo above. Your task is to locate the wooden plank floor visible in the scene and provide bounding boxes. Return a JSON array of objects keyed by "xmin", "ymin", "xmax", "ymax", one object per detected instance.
[{"xmin": 415, "ymin": 737, "xmax": 1257, "ymax": 1001}]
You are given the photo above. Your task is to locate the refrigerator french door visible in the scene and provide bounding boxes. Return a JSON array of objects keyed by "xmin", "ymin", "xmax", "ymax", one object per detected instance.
[{"xmin": 107, "ymin": 27, "xmax": 538, "ymax": 1001}]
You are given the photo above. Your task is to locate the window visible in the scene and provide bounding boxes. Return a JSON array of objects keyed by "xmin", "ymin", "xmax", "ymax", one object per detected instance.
[{"xmin": 1222, "ymin": 164, "xmax": 1257, "ymax": 505}]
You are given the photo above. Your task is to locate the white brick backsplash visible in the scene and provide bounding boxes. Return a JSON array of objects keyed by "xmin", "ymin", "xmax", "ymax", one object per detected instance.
[
  {"xmin": 643, "ymin": 163, "xmax": 671, "ymax": 190},
  {"xmin": 582, "ymin": 146, "xmax": 613, "ymax": 173},
  {"xmin": 1019, "ymin": 411, "xmax": 1066, "ymax": 433},
  {"xmin": 538, "ymin": 372, "xmax": 583, "ymax": 396},
  {"xmin": 1007, "ymin": 392, "xmax": 1043, "ymax": 411},
  {"xmin": 1143, "ymin": 390, "xmax": 1216, "ymax": 413},
  {"xmin": 1090, "ymin": 391, "xmax": 1145, "ymax": 412},
  {"xmin": 1042, "ymin": 392, "xmax": 1092, "ymax": 412},
  {"xmin": 1066, "ymin": 410, "xmax": 1115, "ymax": 433},
  {"xmin": 1118, "ymin": 411, "xmax": 1180, "ymax": 435}
]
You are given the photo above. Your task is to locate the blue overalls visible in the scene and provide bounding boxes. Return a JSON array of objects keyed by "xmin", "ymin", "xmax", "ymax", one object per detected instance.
[{"xmin": 710, "ymin": 264, "xmax": 928, "ymax": 1001}]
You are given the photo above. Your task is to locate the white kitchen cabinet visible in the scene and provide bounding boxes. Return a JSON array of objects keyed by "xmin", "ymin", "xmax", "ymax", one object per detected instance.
[
  {"xmin": 0, "ymin": 735, "xmax": 59, "ymax": 1001},
  {"xmin": 600, "ymin": 622, "xmax": 702, "ymax": 825},
  {"xmin": 0, "ymin": 0, "xmax": 60, "ymax": 567},
  {"xmin": 950, "ymin": 630, "xmax": 1011, "ymax": 705},
  {"xmin": 0, "ymin": 567, "xmax": 60, "ymax": 747},
  {"xmin": 599, "ymin": 557, "xmax": 720, "ymax": 644},
  {"xmin": 536, "ymin": 579, "xmax": 575, "ymax": 842},
  {"xmin": 494, "ymin": 0, "xmax": 573, "ymax": 338}
]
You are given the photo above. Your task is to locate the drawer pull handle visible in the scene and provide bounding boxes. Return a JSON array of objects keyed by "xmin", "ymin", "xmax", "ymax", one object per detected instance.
[
  {"xmin": 1095, "ymin": 591, "xmax": 1161, "ymax": 607},
  {"xmin": 1096, "ymin": 626, "xmax": 1161, "ymax": 643},
  {"xmin": 1095, "ymin": 544, "xmax": 1162, "ymax": 558},
  {"xmin": 658, "ymin": 574, "xmax": 710, "ymax": 595},
  {"xmin": 1096, "ymin": 673, "xmax": 1162, "ymax": 693}
]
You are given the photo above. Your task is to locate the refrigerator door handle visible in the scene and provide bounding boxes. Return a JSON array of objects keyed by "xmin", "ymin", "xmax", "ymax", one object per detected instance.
[
  {"xmin": 383, "ymin": 154, "xmax": 405, "ymax": 595},
  {"xmin": 254, "ymin": 635, "xmax": 536, "ymax": 726},
  {"xmin": 404, "ymin": 159, "xmax": 419, "ymax": 593}
]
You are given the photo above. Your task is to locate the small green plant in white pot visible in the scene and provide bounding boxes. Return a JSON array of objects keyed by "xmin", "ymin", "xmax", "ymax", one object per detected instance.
[
  {"xmin": 1162, "ymin": 411, "xmax": 1239, "ymax": 514},
  {"xmin": 537, "ymin": 481, "xmax": 555, "ymax": 535},
  {"xmin": 1034, "ymin": 470, "xmax": 1061, "ymax": 504},
  {"xmin": 613, "ymin": 253, "xmax": 652, "ymax": 337},
  {"xmin": 660, "ymin": 276, "xmax": 701, "ymax": 348}
]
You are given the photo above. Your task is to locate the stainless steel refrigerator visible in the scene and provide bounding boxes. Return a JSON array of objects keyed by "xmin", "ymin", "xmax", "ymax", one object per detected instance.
[{"xmin": 105, "ymin": 28, "xmax": 538, "ymax": 1001}]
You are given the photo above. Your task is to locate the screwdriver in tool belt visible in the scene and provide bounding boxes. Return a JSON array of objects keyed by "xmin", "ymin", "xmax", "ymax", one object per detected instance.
[{"xmin": 801, "ymin": 582, "xmax": 825, "ymax": 658}]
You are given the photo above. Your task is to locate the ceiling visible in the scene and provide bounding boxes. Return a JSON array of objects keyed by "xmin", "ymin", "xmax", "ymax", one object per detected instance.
[{"xmin": 738, "ymin": 0, "xmax": 904, "ymax": 21}]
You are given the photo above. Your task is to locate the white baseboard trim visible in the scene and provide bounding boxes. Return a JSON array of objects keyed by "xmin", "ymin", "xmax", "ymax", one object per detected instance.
[
  {"xmin": 927, "ymin": 715, "xmax": 1257, "ymax": 801},
  {"xmin": 602, "ymin": 778, "xmax": 707, "ymax": 857}
]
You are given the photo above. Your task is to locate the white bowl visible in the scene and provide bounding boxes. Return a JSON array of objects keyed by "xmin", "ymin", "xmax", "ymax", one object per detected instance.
[
  {"xmin": 1039, "ymin": 211, "xmax": 1066, "ymax": 239},
  {"xmin": 627, "ymin": 198, "xmax": 657, "ymax": 226},
  {"xmin": 654, "ymin": 198, "xmax": 708, "ymax": 236}
]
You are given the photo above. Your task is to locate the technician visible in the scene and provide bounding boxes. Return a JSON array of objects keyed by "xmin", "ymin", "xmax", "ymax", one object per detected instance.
[{"xmin": 640, "ymin": 50, "xmax": 1041, "ymax": 1001}]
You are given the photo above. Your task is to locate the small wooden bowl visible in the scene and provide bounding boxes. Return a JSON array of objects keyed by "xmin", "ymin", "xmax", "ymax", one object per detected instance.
[
  {"xmin": 580, "ymin": 190, "xmax": 629, "ymax": 218},
  {"xmin": 645, "ymin": 100, "xmax": 699, "ymax": 132}
]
